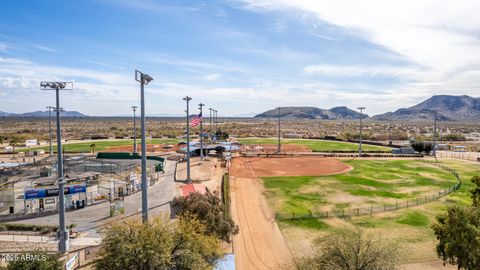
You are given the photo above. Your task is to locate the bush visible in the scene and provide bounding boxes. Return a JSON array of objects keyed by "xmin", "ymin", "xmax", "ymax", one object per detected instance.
[
  {"xmin": 94, "ymin": 216, "xmax": 222, "ymax": 270},
  {"xmin": 172, "ymin": 192, "xmax": 238, "ymax": 242},
  {"xmin": 2, "ymin": 224, "xmax": 57, "ymax": 234},
  {"xmin": 3, "ymin": 250, "xmax": 62, "ymax": 270},
  {"xmin": 298, "ymin": 227, "xmax": 400, "ymax": 270}
]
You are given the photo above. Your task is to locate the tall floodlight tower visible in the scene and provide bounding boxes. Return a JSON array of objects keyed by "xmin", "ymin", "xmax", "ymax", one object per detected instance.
[
  {"xmin": 357, "ymin": 107, "xmax": 366, "ymax": 156},
  {"xmin": 40, "ymin": 81, "xmax": 73, "ymax": 254},
  {"xmin": 215, "ymin": 110, "xmax": 218, "ymax": 131},
  {"xmin": 183, "ymin": 96, "xmax": 192, "ymax": 183},
  {"xmin": 277, "ymin": 107, "xmax": 281, "ymax": 153},
  {"xmin": 209, "ymin": 108, "xmax": 213, "ymax": 140},
  {"xmin": 135, "ymin": 70, "xmax": 153, "ymax": 223},
  {"xmin": 132, "ymin": 106, "xmax": 138, "ymax": 154},
  {"xmin": 199, "ymin": 103, "xmax": 205, "ymax": 161},
  {"xmin": 46, "ymin": 106, "xmax": 55, "ymax": 156},
  {"xmin": 433, "ymin": 110, "xmax": 437, "ymax": 158}
]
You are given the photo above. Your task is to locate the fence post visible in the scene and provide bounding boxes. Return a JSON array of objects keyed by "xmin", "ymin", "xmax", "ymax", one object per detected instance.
[
  {"xmin": 370, "ymin": 206, "xmax": 373, "ymax": 215},
  {"xmin": 356, "ymin": 208, "xmax": 359, "ymax": 216}
]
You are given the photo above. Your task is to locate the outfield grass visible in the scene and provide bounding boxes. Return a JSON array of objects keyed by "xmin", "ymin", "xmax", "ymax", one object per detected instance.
[
  {"xmin": 262, "ymin": 160, "xmax": 458, "ymax": 214},
  {"xmin": 25, "ymin": 138, "xmax": 179, "ymax": 153},
  {"xmin": 238, "ymin": 138, "xmax": 391, "ymax": 152}
]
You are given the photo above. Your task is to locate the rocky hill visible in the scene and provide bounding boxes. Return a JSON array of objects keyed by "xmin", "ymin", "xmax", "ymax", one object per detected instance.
[
  {"xmin": 255, "ymin": 106, "xmax": 367, "ymax": 119},
  {"xmin": 0, "ymin": 110, "xmax": 86, "ymax": 117},
  {"xmin": 373, "ymin": 95, "xmax": 480, "ymax": 121}
]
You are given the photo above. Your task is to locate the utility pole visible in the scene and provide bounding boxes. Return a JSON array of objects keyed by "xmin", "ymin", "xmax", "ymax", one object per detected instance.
[
  {"xmin": 199, "ymin": 103, "xmax": 205, "ymax": 161},
  {"xmin": 184, "ymin": 96, "xmax": 192, "ymax": 183},
  {"xmin": 40, "ymin": 81, "xmax": 73, "ymax": 254},
  {"xmin": 47, "ymin": 106, "xmax": 54, "ymax": 156},
  {"xmin": 209, "ymin": 108, "xmax": 213, "ymax": 141},
  {"xmin": 215, "ymin": 110, "xmax": 218, "ymax": 131},
  {"xmin": 277, "ymin": 107, "xmax": 281, "ymax": 153},
  {"xmin": 132, "ymin": 106, "xmax": 137, "ymax": 154},
  {"xmin": 433, "ymin": 110, "xmax": 437, "ymax": 158},
  {"xmin": 135, "ymin": 70, "xmax": 153, "ymax": 223},
  {"xmin": 357, "ymin": 107, "xmax": 366, "ymax": 156}
]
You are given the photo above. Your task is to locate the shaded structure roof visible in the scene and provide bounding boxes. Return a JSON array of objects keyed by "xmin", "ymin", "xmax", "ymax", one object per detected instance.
[{"xmin": 180, "ymin": 183, "xmax": 207, "ymax": 197}]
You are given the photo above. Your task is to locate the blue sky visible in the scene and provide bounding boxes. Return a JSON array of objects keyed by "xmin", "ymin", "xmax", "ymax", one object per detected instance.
[{"xmin": 1, "ymin": 0, "xmax": 479, "ymax": 116}]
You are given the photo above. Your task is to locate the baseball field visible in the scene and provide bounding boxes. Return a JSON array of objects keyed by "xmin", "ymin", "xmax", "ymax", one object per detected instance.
[{"xmin": 229, "ymin": 155, "xmax": 478, "ymax": 269}]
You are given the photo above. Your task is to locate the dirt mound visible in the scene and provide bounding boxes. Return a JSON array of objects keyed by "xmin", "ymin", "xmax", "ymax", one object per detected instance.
[{"xmin": 231, "ymin": 156, "xmax": 352, "ymax": 178}]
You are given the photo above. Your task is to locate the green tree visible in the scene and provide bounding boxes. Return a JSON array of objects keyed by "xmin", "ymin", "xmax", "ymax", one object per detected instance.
[
  {"xmin": 3, "ymin": 250, "xmax": 62, "ymax": 270},
  {"xmin": 432, "ymin": 175, "xmax": 480, "ymax": 270},
  {"xmin": 90, "ymin": 143, "xmax": 96, "ymax": 155},
  {"xmin": 411, "ymin": 141, "xmax": 425, "ymax": 153},
  {"xmin": 9, "ymin": 137, "xmax": 18, "ymax": 158},
  {"xmin": 94, "ymin": 215, "xmax": 222, "ymax": 270},
  {"xmin": 172, "ymin": 192, "xmax": 238, "ymax": 242},
  {"xmin": 298, "ymin": 227, "xmax": 400, "ymax": 270}
]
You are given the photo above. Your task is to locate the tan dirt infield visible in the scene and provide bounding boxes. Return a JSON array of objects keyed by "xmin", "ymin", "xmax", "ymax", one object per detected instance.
[{"xmin": 231, "ymin": 156, "xmax": 352, "ymax": 178}]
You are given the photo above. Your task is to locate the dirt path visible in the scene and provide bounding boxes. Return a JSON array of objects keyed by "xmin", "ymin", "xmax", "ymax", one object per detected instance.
[{"xmin": 231, "ymin": 176, "xmax": 295, "ymax": 270}]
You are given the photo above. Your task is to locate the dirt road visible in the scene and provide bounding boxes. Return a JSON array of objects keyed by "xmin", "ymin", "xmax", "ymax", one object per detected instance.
[{"xmin": 231, "ymin": 176, "xmax": 295, "ymax": 269}]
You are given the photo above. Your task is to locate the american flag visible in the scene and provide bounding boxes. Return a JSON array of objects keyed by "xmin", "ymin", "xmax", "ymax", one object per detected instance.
[{"xmin": 190, "ymin": 112, "xmax": 202, "ymax": 127}]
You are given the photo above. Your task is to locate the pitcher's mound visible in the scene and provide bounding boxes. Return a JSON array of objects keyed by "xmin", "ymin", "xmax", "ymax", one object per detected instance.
[{"xmin": 231, "ymin": 156, "xmax": 352, "ymax": 177}]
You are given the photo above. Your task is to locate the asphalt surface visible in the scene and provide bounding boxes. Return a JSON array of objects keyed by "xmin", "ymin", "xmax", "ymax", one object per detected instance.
[{"xmin": 7, "ymin": 161, "xmax": 176, "ymax": 238}]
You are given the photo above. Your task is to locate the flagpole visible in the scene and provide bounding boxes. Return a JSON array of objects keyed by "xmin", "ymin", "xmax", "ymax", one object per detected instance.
[
  {"xmin": 199, "ymin": 103, "xmax": 205, "ymax": 161},
  {"xmin": 183, "ymin": 96, "xmax": 192, "ymax": 183}
]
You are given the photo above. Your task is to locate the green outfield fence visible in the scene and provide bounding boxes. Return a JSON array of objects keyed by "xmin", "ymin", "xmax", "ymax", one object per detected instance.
[{"xmin": 275, "ymin": 161, "xmax": 461, "ymax": 221}]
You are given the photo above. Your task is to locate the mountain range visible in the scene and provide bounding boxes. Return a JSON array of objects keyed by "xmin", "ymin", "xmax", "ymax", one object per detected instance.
[
  {"xmin": 256, "ymin": 95, "xmax": 480, "ymax": 121},
  {"xmin": 0, "ymin": 110, "xmax": 86, "ymax": 117},
  {"xmin": 255, "ymin": 106, "xmax": 367, "ymax": 119}
]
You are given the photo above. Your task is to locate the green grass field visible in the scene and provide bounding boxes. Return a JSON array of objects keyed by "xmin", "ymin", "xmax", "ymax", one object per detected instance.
[
  {"xmin": 272, "ymin": 159, "xmax": 480, "ymax": 263},
  {"xmin": 262, "ymin": 159, "xmax": 459, "ymax": 215},
  {"xmin": 238, "ymin": 138, "xmax": 391, "ymax": 152},
  {"xmin": 25, "ymin": 138, "xmax": 179, "ymax": 153}
]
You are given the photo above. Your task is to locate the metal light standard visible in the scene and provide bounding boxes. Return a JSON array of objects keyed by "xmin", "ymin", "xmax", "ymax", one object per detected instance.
[
  {"xmin": 135, "ymin": 70, "xmax": 153, "ymax": 223},
  {"xmin": 215, "ymin": 110, "xmax": 218, "ymax": 131},
  {"xmin": 132, "ymin": 106, "xmax": 138, "ymax": 154},
  {"xmin": 47, "ymin": 106, "xmax": 55, "ymax": 156},
  {"xmin": 277, "ymin": 107, "xmax": 281, "ymax": 153},
  {"xmin": 199, "ymin": 103, "xmax": 205, "ymax": 161},
  {"xmin": 183, "ymin": 96, "xmax": 192, "ymax": 183},
  {"xmin": 357, "ymin": 107, "xmax": 366, "ymax": 156},
  {"xmin": 40, "ymin": 81, "xmax": 72, "ymax": 254},
  {"xmin": 209, "ymin": 108, "xmax": 213, "ymax": 141}
]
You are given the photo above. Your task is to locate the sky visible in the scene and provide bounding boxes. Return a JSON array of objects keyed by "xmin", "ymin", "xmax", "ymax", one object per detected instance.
[{"xmin": 1, "ymin": 0, "xmax": 480, "ymax": 117}]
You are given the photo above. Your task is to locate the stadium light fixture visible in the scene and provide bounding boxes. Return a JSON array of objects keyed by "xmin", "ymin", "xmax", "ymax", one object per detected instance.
[
  {"xmin": 198, "ymin": 103, "xmax": 205, "ymax": 161},
  {"xmin": 132, "ymin": 106, "xmax": 138, "ymax": 154},
  {"xmin": 40, "ymin": 81, "xmax": 73, "ymax": 254},
  {"xmin": 183, "ymin": 96, "xmax": 192, "ymax": 183},
  {"xmin": 135, "ymin": 70, "xmax": 153, "ymax": 223}
]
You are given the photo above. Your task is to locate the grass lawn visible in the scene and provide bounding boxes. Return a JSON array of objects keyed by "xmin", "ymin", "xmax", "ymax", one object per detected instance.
[
  {"xmin": 263, "ymin": 159, "xmax": 458, "ymax": 215},
  {"xmin": 25, "ymin": 138, "xmax": 179, "ymax": 153},
  {"xmin": 270, "ymin": 158, "xmax": 480, "ymax": 263},
  {"xmin": 238, "ymin": 138, "xmax": 391, "ymax": 152}
]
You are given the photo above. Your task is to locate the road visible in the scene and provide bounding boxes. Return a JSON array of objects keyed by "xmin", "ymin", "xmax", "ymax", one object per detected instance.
[{"xmin": 6, "ymin": 161, "xmax": 176, "ymax": 237}]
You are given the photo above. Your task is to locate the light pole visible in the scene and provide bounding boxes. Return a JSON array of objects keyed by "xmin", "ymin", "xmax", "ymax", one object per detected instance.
[
  {"xmin": 209, "ymin": 108, "xmax": 213, "ymax": 141},
  {"xmin": 40, "ymin": 81, "xmax": 72, "ymax": 254},
  {"xmin": 132, "ymin": 106, "xmax": 138, "ymax": 154},
  {"xmin": 357, "ymin": 107, "xmax": 366, "ymax": 156},
  {"xmin": 215, "ymin": 110, "xmax": 218, "ymax": 131},
  {"xmin": 135, "ymin": 70, "xmax": 153, "ymax": 223},
  {"xmin": 433, "ymin": 110, "xmax": 437, "ymax": 158},
  {"xmin": 47, "ymin": 106, "xmax": 55, "ymax": 156},
  {"xmin": 199, "ymin": 103, "xmax": 205, "ymax": 161},
  {"xmin": 277, "ymin": 107, "xmax": 281, "ymax": 153},
  {"xmin": 183, "ymin": 96, "xmax": 192, "ymax": 183}
]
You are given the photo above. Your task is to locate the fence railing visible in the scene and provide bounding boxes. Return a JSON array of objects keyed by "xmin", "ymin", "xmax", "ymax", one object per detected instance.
[{"xmin": 275, "ymin": 161, "xmax": 461, "ymax": 221}]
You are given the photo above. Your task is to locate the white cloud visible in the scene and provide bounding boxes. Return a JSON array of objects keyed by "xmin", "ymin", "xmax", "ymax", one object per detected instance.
[
  {"xmin": 0, "ymin": 44, "xmax": 7, "ymax": 52},
  {"xmin": 33, "ymin": 44, "xmax": 57, "ymax": 53},
  {"xmin": 204, "ymin": 74, "xmax": 221, "ymax": 81},
  {"xmin": 303, "ymin": 64, "xmax": 421, "ymax": 78}
]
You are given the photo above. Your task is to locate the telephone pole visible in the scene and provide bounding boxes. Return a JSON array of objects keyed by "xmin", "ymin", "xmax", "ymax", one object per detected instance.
[
  {"xmin": 209, "ymin": 108, "xmax": 213, "ymax": 141},
  {"xmin": 357, "ymin": 107, "xmax": 366, "ymax": 156},
  {"xmin": 135, "ymin": 70, "xmax": 153, "ymax": 223},
  {"xmin": 184, "ymin": 96, "xmax": 192, "ymax": 183}
]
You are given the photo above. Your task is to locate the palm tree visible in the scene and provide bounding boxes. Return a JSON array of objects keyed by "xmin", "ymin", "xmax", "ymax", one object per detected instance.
[
  {"xmin": 90, "ymin": 143, "xmax": 96, "ymax": 155},
  {"xmin": 9, "ymin": 138, "xmax": 18, "ymax": 158}
]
